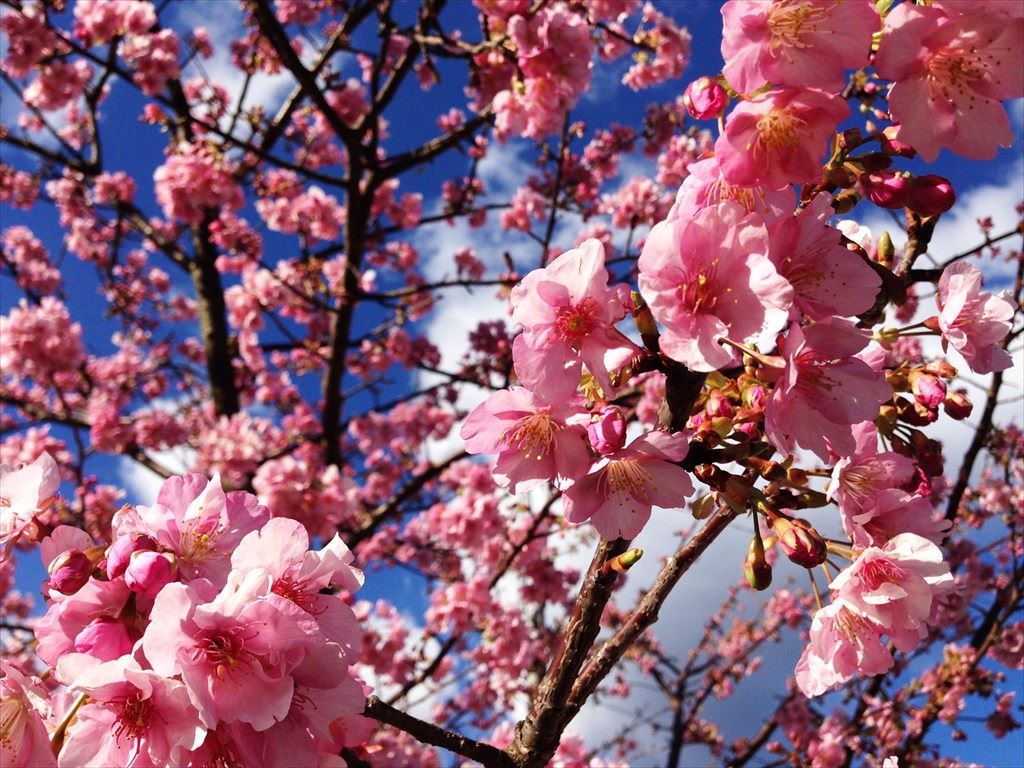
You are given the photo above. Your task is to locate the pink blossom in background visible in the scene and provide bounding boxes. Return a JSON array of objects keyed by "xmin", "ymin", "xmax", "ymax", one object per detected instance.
[
  {"xmin": 461, "ymin": 387, "xmax": 591, "ymax": 495},
  {"xmin": 721, "ymin": 0, "xmax": 878, "ymax": 95},
  {"xmin": 716, "ymin": 87, "xmax": 849, "ymax": 188},
  {"xmin": 876, "ymin": 4, "xmax": 1024, "ymax": 161},
  {"xmin": 562, "ymin": 431, "xmax": 694, "ymax": 540},
  {"xmin": 0, "ymin": 451, "xmax": 60, "ymax": 553},
  {"xmin": 935, "ymin": 260, "xmax": 1014, "ymax": 374},
  {"xmin": 639, "ymin": 201, "xmax": 792, "ymax": 372}
]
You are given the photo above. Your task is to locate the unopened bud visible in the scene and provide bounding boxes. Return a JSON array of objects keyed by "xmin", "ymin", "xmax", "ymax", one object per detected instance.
[
  {"xmin": 683, "ymin": 76, "xmax": 728, "ymax": 120},
  {"xmin": 106, "ymin": 533, "xmax": 158, "ymax": 579},
  {"xmin": 859, "ymin": 170, "xmax": 908, "ymax": 209},
  {"xmin": 910, "ymin": 371, "xmax": 947, "ymax": 409},
  {"xmin": 877, "ymin": 231, "xmax": 895, "ymax": 267},
  {"xmin": 943, "ymin": 390, "xmax": 973, "ymax": 420},
  {"xmin": 906, "ymin": 175, "xmax": 955, "ymax": 217},
  {"xmin": 922, "ymin": 360, "xmax": 957, "ymax": 379},
  {"xmin": 600, "ymin": 548, "xmax": 644, "ymax": 576},
  {"xmin": 48, "ymin": 550, "xmax": 93, "ymax": 595},
  {"xmin": 705, "ymin": 391, "xmax": 734, "ymax": 419},
  {"xmin": 631, "ymin": 291, "xmax": 659, "ymax": 351},
  {"xmin": 124, "ymin": 550, "xmax": 177, "ymax": 599},
  {"xmin": 881, "ymin": 126, "xmax": 916, "ymax": 158},
  {"xmin": 73, "ymin": 616, "xmax": 134, "ymax": 661},
  {"xmin": 744, "ymin": 532, "xmax": 772, "ymax": 591},
  {"xmin": 742, "ymin": 384, "xmax": 768, "ymax": 411},
  {"xmin": 772, "ymin": 516, "xmax": 827, "ymax": 568},
  {"xmin": 691, "ymin": 494, "xmax": 716, "ymax": 520},
  {"xmin": 587, "ymin": 406, "xmax": 628, "ymax": 455}
]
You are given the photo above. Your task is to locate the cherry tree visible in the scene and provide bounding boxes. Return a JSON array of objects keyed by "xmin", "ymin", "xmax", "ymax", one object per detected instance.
[{"xmin": 1, "ymin": 1, "xmax": 1022, "ymax": 766}]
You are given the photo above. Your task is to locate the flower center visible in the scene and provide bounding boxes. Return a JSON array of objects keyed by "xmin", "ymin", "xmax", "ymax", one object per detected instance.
[
  {"xmin": 834, "ymin": 605, "xmax": 872, "ymax": 642},
  {"xmin": 600, "ymin": 459, "xmax": 652, "ymax": 500},
  {"xmin": 555, "ymin": 297, "xmax": 600, "ymax": 348},
  {"xmin": 272, "ymin": 577, "xmax": 324, "ymax": 615},
  {"xmin": 859, "ymin": 557, "xmax": 907, "ymax": 592},
  {"xmin": 113, "ymin": 693, "xmax": 158, "ymax": 743},
  {"xmin": 506, "ymin": 413, "xmax": 558, "ymax": 460},
  {"xmin": 677, "ymin": 265, "xmax": 719, "ymax": 313},
  {"xmin": 0, "ymin": 696, "xmax": 29, "ymax": 765},
  {"xmin": 755, "ymin": 109, "xmax": 803, "ymax": 150},
  {"xmin": 194, "ymin": 627, "xmax": 257, "ymax": 680},
  {"xmin": 767, "ymin": 2, "xmax": 826, "ymax": 53}
]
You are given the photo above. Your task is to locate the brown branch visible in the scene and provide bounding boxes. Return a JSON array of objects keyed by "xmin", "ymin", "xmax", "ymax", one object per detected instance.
[
  {"xmin": 507, "ymin": 536, "xmax": 632, "ymax": 767},
  {"xmin": 569, "ymin": 506, "xmax": 740, "ymax": 710},
  {"xmin": 364, "ymin": 695, "xmax": 515, "ymax": 768},
  {"xmin": 906, "ymin": 228, "xmax": 1023, "ymax": 283}
]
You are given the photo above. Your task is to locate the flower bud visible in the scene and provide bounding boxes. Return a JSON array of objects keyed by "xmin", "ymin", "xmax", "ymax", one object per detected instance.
[
  {"xmin": 742, "ymin": 384, "xmax": 768, "ymax": 410},
  {"xmin": 124, "ymin": 550, "xmax": 176, "ymax": 599},
  {"xmin": 586, "ymin": 406, "xmax": 628, "ymax": 455},
  {"xmin": 881, "ymin": 126, "xmax": 916, "ymax": 158},
  {"xmin": 47, "ymin": 550, "xmax": 93, "ymax": 595},
  {"xmin": 772, "ymin": 516, "xmax": 827, "ymax": 568},
  {"xmin": 906, "ymin": 175, "xmax": 956, "ymax": 217},
  {"xmin": 683, "ymin": 76, "xmax": 727, "ymax": 120},
  {"xmin": 744, "ymin": 532, "xmax": 772, "ymax": 591},
  {"xmin": 943, "ymin": 390, "xmax": 973, "ymax": 420},
  {"xmin": 73, "ymin": 616, "xmax": 134, "ymax": 661},
  {"xmin": 705, "ymin": 391, "xmax": 734, "ymax": 419},
  {"xmin": 106, "ymin": 533, "xmax": 158, "ymax": 579},
  {"xmin": 859, "ymin": 171, "xmax": 908, "ymax": 209},
  {"xmin": 910, "ymin": 371, "xmax": 947, "ymax": 409}
]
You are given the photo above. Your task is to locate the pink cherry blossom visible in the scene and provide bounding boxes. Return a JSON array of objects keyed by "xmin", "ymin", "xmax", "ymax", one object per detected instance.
[
  {"xmin": 0, "ymin": 451, "xmax": 60, "ymax": 555},
  {"xmin": 460, "ymin": 387, "xmax": 592, "ymax": 495},
  {"xmin": 795, "ymin": 600, "xmax": 892, "ymax": 698},
  {"xmin": 876, "ymin": 4, "xmax": 1024, "ymax": 161},
  {"xmin": 716, "ymin": 87, "xmax": 849, "ymax": 189},
  {"xmin": 934, "ymin": 260, "xmax": 1014, "ymax": 374},
  {"xmin": 829, "ymin": 422, "xmax": 915, "ymax": 518},
  {"xmin": 562, "ymin": 431, "xmax": 694, "ymax": 540},
  {"xmin": 230, "ymin": 517, "xmax": 364, "ymax": 656},
  {"xmin": 638, "ymin": 201, "xmax": 793, "ymax": 372},
  {"xmin": 767, "ymin": 194, "xmax": 881, "ymax": 320},
  {"xmin": 510, "ymin": 238, "xmax": 639, "ymax": 398},
  {"xmin": 845, "ymin": 489, "xmax": 950, "ymax": 549},
  {"xmin": 114, "ymin": 472, "xmax": 270, "ymax": 587},
  {"xmin": 34, "ymin": 577, "xmax": 135, "ymax": 665},
  {"xmin": 141, "ymin": 568, "xmax": 328, "ymax": 731},
  {"xmin": 765, "ymin": 319, "xmax": 892, "ymax": 461},
  {"xmin": 57, "ymin": 656, "xmax": 205, "ymax": 768},
  {"xmin": 830, "ymin": 533, "xmax": 955, "ymax": 652},
  {"xmin": 721, "ymin": 0, "xmax": 878, "ymax": 95},
  {"xmin": 0, "ymin": 660, "xmax": 57, "ymax": 768},
  {"xmin": 669, "ymin": 156, "xmax": 793, "ymax": 224}
]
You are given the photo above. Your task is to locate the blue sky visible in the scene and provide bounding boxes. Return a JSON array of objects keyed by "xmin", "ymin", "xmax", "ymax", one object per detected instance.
[{"xmin": 2, "ymin": 2, "xmax": 1022, "ymax": 764}]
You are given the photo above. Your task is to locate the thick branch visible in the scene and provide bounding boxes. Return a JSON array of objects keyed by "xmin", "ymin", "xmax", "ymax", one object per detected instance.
[
  {"xmin": 507, "ymin": 537, "xmax": 632, "ymax": 767},
  {"xmin": 570, "ymin": 507, "xmax": 740, "ymax": 709}
]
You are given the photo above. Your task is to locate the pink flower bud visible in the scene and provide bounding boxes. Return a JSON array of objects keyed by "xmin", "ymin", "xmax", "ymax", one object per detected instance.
[
  {"xmin": 910, "ymin": 372, "xmax": 947, "ymax": 409},
  {"xmin": 943, "ymin": 390, "xmax": 973, "ymax": 420},
  {"xmin": 859, "ymin": 171, "xmax": 908, "ymax": 209},
  {"xmin": 906, "ymin": 175, "xmax": 956, "ymax": 217},
  {"xmin": 683, "ymin": 76, "xmax": 728, "ymax": 120},
  {"xmin": 744, "ymin": 533, "xmax": 772, "ymax": 591},
  {"xmin": 587, "ymin": 406, "xmax": 627, "ymax": 455},
  {"xmin": 124, "ymin": 550, "xmax": 176, "ymax": 599},
  {"xmin": 772, "ymin": 516, "xmax": 827, "ymax": 568},
  {"xmin": 47, "ymin": 550, "xmax": 93, "ymax": 595},
  {"xmin": 705, "ymin": 391, "xmax": 734, "ymax": 419},
  {"xmin": 743, "ymin": 384, "xmax": 767, "ymax": 410},
  {"xmin": 881, "ymin": 126, "xmax": 916, "ymax": 158},
  {"xmin": 73, "ymin": 616, "xmax": 134, "ymax": 661},
  {"xmin": 106, "ymin": 533, "xmax": 157, "ymax": 579}
]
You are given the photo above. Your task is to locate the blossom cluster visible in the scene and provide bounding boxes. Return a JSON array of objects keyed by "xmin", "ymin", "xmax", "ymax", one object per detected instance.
[
  {"xmin": 463, "ymin": 0, "xmax": 1020, "ymax": 700},
  {"xmin": 1, "ymin": 463, "xmax": 367, "ymax": 767}
]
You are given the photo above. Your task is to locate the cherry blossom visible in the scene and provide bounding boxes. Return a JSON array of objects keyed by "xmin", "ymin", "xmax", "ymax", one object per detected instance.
[{"xmin": 934, "ymin": 260, "xmax": 1014, "ymax": 374}]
